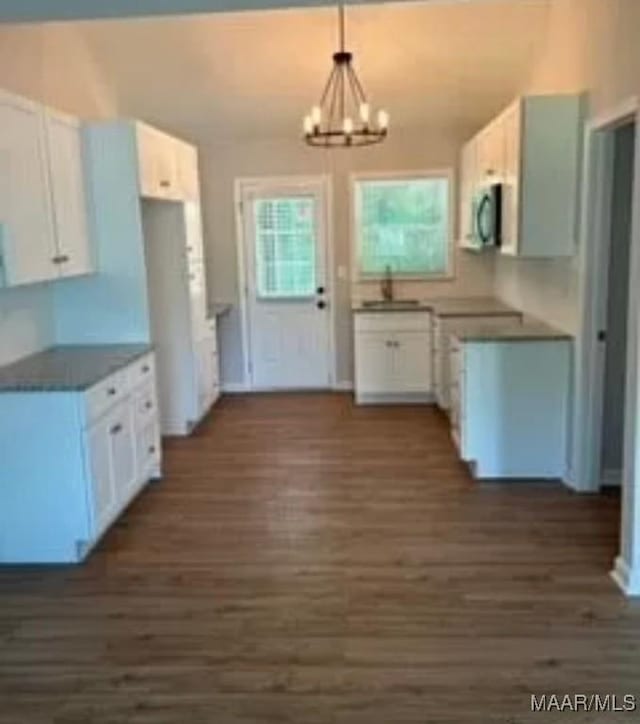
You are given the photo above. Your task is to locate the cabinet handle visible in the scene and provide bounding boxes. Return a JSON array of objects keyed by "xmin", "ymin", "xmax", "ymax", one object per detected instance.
[
  {"xmin": 145, "ymin": 401, "xmax": 153, "ymax": 410},
  {"xmin": 148, "ymin": 445, "xmax": 156, "ymax": 454},
  {"xmin": 160, "ymin": 180, "xmax": 171, "ymax": 188},
  {"xmin": 107, "ymin": 387, "xmax": 117, "ymax": 396},
  {"xmin": 110, "ymin": 423, "xmax": 123, "ymax": 436},
  {"xmin": 52, "ymin": 254, "xmax": 70, "ymax": 265},
  {"xmin": 142, "ymin": 365, "xmax": 150, "ymax": 373}
]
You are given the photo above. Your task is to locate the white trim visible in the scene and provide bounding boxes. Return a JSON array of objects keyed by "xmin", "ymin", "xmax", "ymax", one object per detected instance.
[
  {"xmin": 333, "ymin": 380, "xmax": 354, "ymax": 391},
  {"xmin": 234, "ymin": 174, "xmax": 337, "ymax": 391},
  {"xmin": 349, "ymin": 168, "xmax": 457, "ymax": 283},
  {"xmin": 221, "ymin": 382, "xmax": 250, "ymax": 394},
  {"xmin": 573, "ymin": 96, "xmax": 639, "ymax": 493},
  {"xmin": 611, "ymin": 556, "xmax": 640, "ymax": 597}
]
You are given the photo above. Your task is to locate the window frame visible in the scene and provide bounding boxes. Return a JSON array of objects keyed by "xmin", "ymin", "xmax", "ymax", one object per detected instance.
[{"xmin": 350, "ymin": 169, "xmax": 456, "ymax": 281}]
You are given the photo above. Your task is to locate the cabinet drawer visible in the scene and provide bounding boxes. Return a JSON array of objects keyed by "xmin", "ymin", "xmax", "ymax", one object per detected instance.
[
  {"xmin": 85, "ymin": 370, "xmax": 128, "ymax": 426},
  {"xmin": 354, "ymin": 311, "xmax": 431, "ymax": 333},
  {"xmin": 134, "ymin": 380, "xmax": 157, "ymax": 426},
  {"xmin": 136, "ymin": 419, "xmax": 161, "ymax": 478},
  {"xmin": 128, "ymin": 353, "xmax": 155, "ymax": 389}
]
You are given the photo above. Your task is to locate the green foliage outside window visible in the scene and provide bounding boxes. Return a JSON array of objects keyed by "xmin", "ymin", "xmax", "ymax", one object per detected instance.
[{"xmin": 357, "ymin": 176, "xmax": 450, "ymax": 276}]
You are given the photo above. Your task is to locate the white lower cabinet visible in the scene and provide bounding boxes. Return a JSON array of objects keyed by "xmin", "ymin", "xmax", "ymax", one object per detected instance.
[
  {"xmin": 449, "ymin": 338, "xmax": 571, "ymax": 479},
  {"xmin": 0, "ymin": 351, "xmax": 161, "ymax": 563},
  {"xmin": 354, "ymin": 312, "xmax": 433, "ymax": 404},
  {"xmin": 433, "ymin": 313, "xmax": 522, "ymax": 410}
]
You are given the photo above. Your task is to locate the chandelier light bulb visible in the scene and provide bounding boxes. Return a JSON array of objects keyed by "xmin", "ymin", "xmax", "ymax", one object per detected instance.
[
  {"xmin": 343, "ymin": 117, "xmax": 354, "ymax": 135},
  {"xmin": 377, "ymin": 109, "xmax": 390, "ymax": 131},
  {"xmin": 359, "ymin": 102, "xmax": 370, "ymax": 124},
  {"xmin": 311, "ymin": 106, "xmax": 322, "ymax": 127},
  {"xmin": 304, "ymin": 115, "xmax": 314, "ymax": 135}
]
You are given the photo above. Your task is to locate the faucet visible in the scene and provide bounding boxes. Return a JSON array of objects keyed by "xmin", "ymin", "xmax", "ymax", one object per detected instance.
[{"xmin": 380, "ymin": 265, "xmax": 394, "ymax": 302}]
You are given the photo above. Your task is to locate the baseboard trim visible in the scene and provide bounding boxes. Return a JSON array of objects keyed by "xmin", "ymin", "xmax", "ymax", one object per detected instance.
[
  {"xmin": 355, "ymin": 392, "xmax": 435, "ymax": 406},
  {"xmin": 333, "ymin": 380, "xmax": 354, "ymax": 391},
  {"xmin": 221, "ymin": 382, "xmax": 250, "ymax": 393},
  {"xmin": 611, "ymin": 556, "xmax": 640, "ymax": 597},
  {"xmin": 601, "ymin": 468, "xmax": 623, "ymax": 487}
]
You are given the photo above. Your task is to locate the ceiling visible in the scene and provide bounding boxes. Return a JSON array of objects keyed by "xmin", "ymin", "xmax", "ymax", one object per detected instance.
[
  {"xmin": 0, "ymin": 0, "xmax": 545, "ymax": 24},
  {"xmin": 68, "ymin": 0, "xmax": 550, "ymax": 141}
]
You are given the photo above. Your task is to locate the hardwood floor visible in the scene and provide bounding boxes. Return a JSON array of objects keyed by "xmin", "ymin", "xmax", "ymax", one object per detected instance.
[{"xmin": 1, "ymin": 393, "xmax": 638, "ymax": 723}]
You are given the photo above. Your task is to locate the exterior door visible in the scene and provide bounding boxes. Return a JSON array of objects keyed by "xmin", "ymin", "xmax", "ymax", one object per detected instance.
[{"xmin": 241, "ymin": 178, "xmax": 332, "ymax": 389}]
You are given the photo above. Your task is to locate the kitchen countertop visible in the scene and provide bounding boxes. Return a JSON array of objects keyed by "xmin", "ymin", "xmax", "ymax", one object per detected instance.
[
  {"xmin": 427, "ymin": 297, "xmax": 521, "ymax": 318},
  {"xmin": 0, "ymin": 344, "xmax": 153, "ymax": 393},
  {"xmin": 352, "ymin": 297, "xmax": 520, "ymax": 316},
  {"xmin": 453, "ymin": 320, "xmax": 572, "ymax": 343},
  {"xmin": 352, "ymin": 302, "xmax": 433, "ymax": 313}
]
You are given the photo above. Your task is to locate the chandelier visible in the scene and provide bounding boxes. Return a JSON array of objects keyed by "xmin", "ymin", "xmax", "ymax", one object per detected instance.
[{"xmin": 303, "ymin": 2, "xmax": 389, "ymax": 148}]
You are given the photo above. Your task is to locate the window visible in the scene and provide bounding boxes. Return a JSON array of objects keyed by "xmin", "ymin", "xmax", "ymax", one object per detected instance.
[
  {"xmin": 353, "ymin": 173, "xmax": 452, "ymax": 278},
  {"xmin": 253, "ymin": 196, "xmax": 317, "ymax": 298}
]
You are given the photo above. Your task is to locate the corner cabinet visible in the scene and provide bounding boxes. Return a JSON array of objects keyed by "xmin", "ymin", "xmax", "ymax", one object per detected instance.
[
  {"xmin": 0, "ymin": 352, "xmax": 161, "ymax": 564},
  {"xmin": 0, "ymin": 89, "xmax": 93, "ymax": 287},
  {"xmin": 354, "ymin": 311, "xmax": 433, "ymax": 404},
  {"xmin": 458, "ymin": 94, "xmax": 583, "ymax": 258}
]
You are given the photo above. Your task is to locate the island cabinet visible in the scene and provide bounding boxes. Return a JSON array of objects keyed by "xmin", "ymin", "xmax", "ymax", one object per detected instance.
[
  {"xmin": 0, "ymin": 349, "xmax": 160, "ymax": 564},
  {"xmin": 449, "ymin": 333, "xmax": 572, "ymax": 480},
  {"xmin": 354, "ymin": 311, "xmax": 433, "ymax": 404},
  {"xmin": 0, "ymin": 89, "xmax": 93, "ymax": 287}
]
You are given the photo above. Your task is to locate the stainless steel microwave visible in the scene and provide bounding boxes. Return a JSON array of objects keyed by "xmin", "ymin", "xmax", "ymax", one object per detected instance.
[{"xmin": 471, "ymin": 183, "xmax": 503, "ymax": 249}]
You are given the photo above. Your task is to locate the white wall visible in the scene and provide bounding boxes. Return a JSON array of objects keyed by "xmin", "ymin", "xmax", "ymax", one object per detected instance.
[
  {"xmin": 0, "ymin": 23, "xmax": 117, "ymax": 365},
  {"xmin": 493, "ymin": 0, "xmax": 640, "ymax": 333},
  {"xmin": 199, "ymin": 132, "xmax": 495, "ymax": 386}
]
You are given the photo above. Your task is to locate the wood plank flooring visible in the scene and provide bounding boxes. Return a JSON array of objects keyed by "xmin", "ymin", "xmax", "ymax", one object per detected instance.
[{"xmin": 1, "ymin": 393, "xmax": 638, "ymax": 723}]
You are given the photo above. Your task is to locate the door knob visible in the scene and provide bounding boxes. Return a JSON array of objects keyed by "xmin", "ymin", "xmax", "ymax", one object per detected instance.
[{"xmin": 317, "ymin": 300, "xmax": 326, "ymax": 310}]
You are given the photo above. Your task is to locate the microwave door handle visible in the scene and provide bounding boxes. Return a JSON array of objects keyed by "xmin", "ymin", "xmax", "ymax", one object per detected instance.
[{"xmin": 476, "ymin": 194, "xmax": 491, "ymax": 246}]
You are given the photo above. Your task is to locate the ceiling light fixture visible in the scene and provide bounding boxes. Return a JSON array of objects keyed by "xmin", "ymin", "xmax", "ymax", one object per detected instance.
[{"xmin": 303, "ymin": 2, "xmax": 389, "ymax": 148}]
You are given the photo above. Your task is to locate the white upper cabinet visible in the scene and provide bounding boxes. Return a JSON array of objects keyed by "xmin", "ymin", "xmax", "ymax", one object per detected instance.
[
  {"xmin": 459, "ymin": 94, "xmax": 583, "ymax": 258},
  {"xmin": 45, "ymin": 110, "xmax": 93, "ymax": 279},
  {"xmin": 0, "ymin": 91, "xmax": 57, "ymax": 286},
  {"xmin": 458, "ymin": 140, "xmax": 477, "ymax": 249},
  {"xmin": 136, "ymin": 123, "xmax": 199, "ymax": 202},
  {"xmin": 0, "ymin": 90, "xmax": 92, "ymax": 287}
]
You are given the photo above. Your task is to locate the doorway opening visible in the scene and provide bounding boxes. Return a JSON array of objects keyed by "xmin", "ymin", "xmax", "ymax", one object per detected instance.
[
  {"xmin": 575, "ymin": 97, "xmax": 640, "ymax": 595},
  {"xmin": 599, "ymin": 122, "xmax": 636, "ymax": 490}
]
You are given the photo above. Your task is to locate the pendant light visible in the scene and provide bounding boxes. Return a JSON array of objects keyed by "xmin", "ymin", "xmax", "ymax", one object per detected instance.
[{"xmin": 303, "ymin": 2, "xmax": 389, "ymax": 148}]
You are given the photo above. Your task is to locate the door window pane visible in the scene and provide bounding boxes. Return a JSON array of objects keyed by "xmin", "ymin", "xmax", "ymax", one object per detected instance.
[
  {"xmin": 254, "ymin": 197, "xmax": 316, "ymax": 298},
  {"xmin": 355, "ymin": 176, "xmax": 451, "ymax": 276}
]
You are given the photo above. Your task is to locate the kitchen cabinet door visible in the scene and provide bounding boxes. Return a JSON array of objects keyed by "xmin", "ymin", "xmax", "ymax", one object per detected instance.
[
  {"xmin": 392, "ymin": 332, "xmax": 432, "ymax": 393},
  {"xmin": 177, "ymin": 141, "xmax": 200, "ymax": 200},
  {"xmin": 45, "ymin": 110, "xmax": 93, "ymax": 279},
  {"xmin": 86, "ymin": 414, "xmax": 117, "ymax": 538},
  {"xmin": 355, "ymin": 332, "xmax": 394, "ymax": 394},
  {"xmin": 136, "ymin": 123, "xmax": 180, "ymax": 201},
  {"xmin": 501, "ymin": 101, "xmax": 522, "ymax": 256},
  {"xmin": 0, "ymin": 91, "xmax": 57, "ymax": 286},
  {"xmin": 188, "ymin": 260, "xmax": 209, "ymax": 342},
  {"xmin": 108, "ymin": 401, "xmax": 137, "ymax": 504},
  {"xmin": 458, "ymin": 140, "xmax": 477, "ymax": 248}
]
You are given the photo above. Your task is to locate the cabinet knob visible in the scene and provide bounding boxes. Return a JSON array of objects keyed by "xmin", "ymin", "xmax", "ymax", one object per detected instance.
[
  {"xmin": 160, "ymin": 180, "xmax": 171, "ymax": 188},
  {"xmin": 107, "ymin": 387, "xmax": 117, "ymax": 396},
  {"xmin": 145, "ymin": 401, "xmax": 153, "ymax": 410},
  {"xmin": 142, "ymin": 365, "xmax": 150, "ymax": 373},
  {"xmin": 110, "ymin": 423, "xmax": 123, "ymax": 436},
  {"xmin": 148, "ymin": 445, "xmax": 156, "ymax": 454}
]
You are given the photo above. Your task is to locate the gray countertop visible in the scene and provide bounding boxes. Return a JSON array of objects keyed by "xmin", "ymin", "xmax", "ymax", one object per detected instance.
[
  {"xmin": 428, "ymin": 297, "xmax": 521, "ymax": 318},
  {"xmin": 0, "ymin": 344, "xmax": 153, "ymax": 392},
  {"xmin": 453, "ymin": 320, "xmax": 572, "ymax": 343},
  {"xmin": 352, "ymin": 297, "xmax": 520, "ymax": 317}
]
